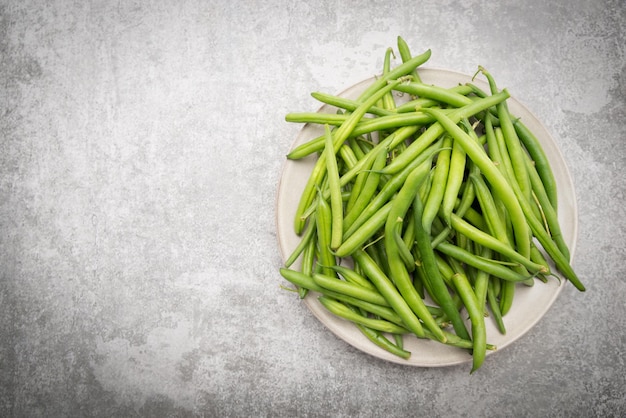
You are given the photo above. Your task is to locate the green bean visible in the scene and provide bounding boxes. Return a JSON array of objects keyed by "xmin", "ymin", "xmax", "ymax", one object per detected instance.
[
  {"xmin": 451, "ymin": 272, "xmax": 487, "ymax": 373},
  {"xmin": 312, "ymin": 273, "xmax": 390, "ymax": 306},
  {"xmin": 470, "ymin": 172, "xmax": 512, "ymax": 240},
  {"xmin": 285, "ymin": 112, "xmax": 349, "ymax": 125},
  {"xmin": 324, "ymin": 125, "xmax": 344, "ymax": 250},
  {"xmin": 352, "ymin": 249, "xmax": 429, "ymax": 340},
  {"xmin": 397, "ymin": 36, "xmax": 422, "ymax": 83},
  {"xmin": 393, "ymin": 82, "xmax": 474, "ymax": 108},
  {"xmin": 358, "ymin": 324, "xmax": 412, "ymax": 359},
  {"xmin": 499, "ymin": 278, "xmax": 515, "ymax": 316},
  {"xmin": 284, "ymin": 213, "xmax": 316, "ymax": 268},
  {"xmin": 311, "ymin": 91, "xmax": 396, "ymax": 117},
  {"xmin": 473, "ymin": 246, "xmax": 493, "ymax": 313},
  {"xmin": 356, "ymin": 48, "xmax": 431, "ymax": 101},
  {"xmin": 530, "ymin": 243, "xmax": 551, "ymax": 274},
  {"xmin": 330, "ymin": 265, "xmax": 377, "ymax": 291},
  {"xmin": 281, "ymin": 268, "xmax": 390, "ymax": 309},
  {"xmin": 431, "ymin": 162, "xmax": 479, "ymax": 248},
  {"xmin": 392, "ymin": 221, "xmax": 416, "ymax": 272},
  {"xmin": 381, "ymin": 47, "xmax": 398, "ymax": 110},
  {"xmin": 487, "ymin": 277, "xmax": 506, "ymax": 334},
  {"xmin": 412, "ymin": 189, "xmax": 471, "ymax": 341},
  {"xmin": 394, "ymin": 85, "xmax": 475, "ymax": 113},
  {"xmin": 436, "ymin": 241, "xmax": 532, "ymax": 283},
  {"xmin": 424, "ymin": 328, "xmax": 496, "ymax": 352},
  {"xmin": 511, "ymin": 169, "xmax": 585, "ymax": 290},
  {"xmin": 315, "ymin": 188, "xmax": 336, "ymax": 276},
  {"xmin": 300, "ymin": 228, "xmax": 316, "ymax": 276},
  {"xmin": 402, "ymin": 209, "xmax": 416, "ymax": 244},
  {"xmin": 340, "ymin": 297, "xmax": 407, "ymax": 330},
  {"xmin": 338, "ymin": 143, "xmax": 359, "ymax": 170},
  {"xmin": 393, "ymin": 333, "xmax": 404, "ymax": 350},
  {"xmin": 422, "ymin": 135, "xmax": 453, "ymax": 234},
  {"xmin": 318, "ymin": 296, "xmax": 410, "ymax": 334},
  {"xmin": 441, "ymin": 136, "xmax": 467, "ymax": 226}
]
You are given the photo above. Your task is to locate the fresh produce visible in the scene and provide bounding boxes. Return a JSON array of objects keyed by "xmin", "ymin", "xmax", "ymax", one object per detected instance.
[{"xmin": 279, "ymin": 36, "xmax": 585, "ymax": 372}]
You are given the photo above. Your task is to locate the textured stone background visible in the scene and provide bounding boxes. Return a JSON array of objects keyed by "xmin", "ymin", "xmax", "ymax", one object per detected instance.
[{"xmin": 1, "ymin": 0, "xmax": 625, "ymax": 416}]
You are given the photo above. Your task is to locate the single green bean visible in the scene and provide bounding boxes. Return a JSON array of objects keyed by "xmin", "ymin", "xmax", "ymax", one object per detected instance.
[
  {"xmin": 393, "ymin": 82, "xmax": 473, "ymax": 108},
  {"xmin": 397, "ymin": 35, "xmax": 422, "ymax": 83},
  {"xmin": 487, "ymin": 278, "xmax": 506, "ymax": 334},
  {"xmin": 330, "ymin": 265, "xmax": 377, "ymax": 291},
  {"xmin": 436, "ymin": 241, "xmax": 532, "ymax": 283},
  {"xmin": 284, "ymin": 213, "xmax": 317, "ymax": 268},
  {"xmin": 451, "ymin": 272, "xmax": 487, "ymax": 373},
  {"xmin": 394, "ymin": 85, "xmax": 475, "ymax": 113},
  {"xmin": 315, "ymin": 188, "xmax": 336, "ymax": 276},
  {"xmin": 422, "ymin": 135, "xmax": 453, "ymax": 234},
  {"xmin": 324, "ymin": 125, "xmax": 344, "ymax": 250},
  {"xmin": 300, "ymin": 227, "xmax": 316, "ymax": 276},
  {"xmin": 311, "ymin": 91, "xmax": 396, "ymax": 117},
  {"xmin": 393, "ymin": 221, "xmax": 416, "ymax": 272},
  {"xmin": 356, "ymin": 48, "xmax": 431, "ymax": 101},
  {"xmin": 313, "ymin": 273, "xmax": 390, "ymax": 306},
  {"xmin": 499, "ymin": 278, "xmax": 515, "ymax": 316},
  {"xmin": 473, "ymin": 246, "xmax": 492, "ymax": 313},
  {"xmin": 352, "ymin": 249, "xmax": 429, "ymax": 340},
  {"xmin": 285, "ymin": 112, "xmax": 349, "ymax": 125},
  {"xmin": 441, "ymin": 136, "xmax": 467, "ymax": 226},
  {"xmin": 318, "ymin": 296, "xmax": 409, "ymax": 334},
  {"xmin": 338, "ymin": 143, "xmax": 358, "ymax": 170},
  {"xmin": 381, "ymin": 47, "xmax": 397, "ymax": 110},
  {"xmin": 357, "ymin": 324, "xmax": 411, "ymax": 359}
]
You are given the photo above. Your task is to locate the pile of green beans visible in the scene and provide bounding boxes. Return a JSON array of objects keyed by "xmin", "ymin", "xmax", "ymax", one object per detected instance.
[{"xmin": 279, "ymin": 37, "xmax": 585, "ymax": 372}]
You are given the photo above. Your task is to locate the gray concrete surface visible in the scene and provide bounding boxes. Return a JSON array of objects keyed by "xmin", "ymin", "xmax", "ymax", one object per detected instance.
[{"xmin": 1, "ymin": 0, "xmax": 624, "ymax": 416}]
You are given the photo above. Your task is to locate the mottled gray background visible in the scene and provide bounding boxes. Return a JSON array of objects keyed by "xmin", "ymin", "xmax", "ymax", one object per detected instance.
[{"xmin": 1, "ymin": 0, "xmax": 624, "ymax": 417}]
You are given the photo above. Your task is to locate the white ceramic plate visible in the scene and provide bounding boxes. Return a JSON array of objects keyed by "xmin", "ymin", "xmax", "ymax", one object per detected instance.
[{"xmin": 276, "ymin": 68, "xmax": 578, "ymax": 367}]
